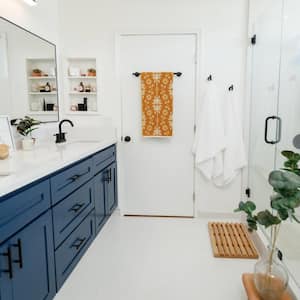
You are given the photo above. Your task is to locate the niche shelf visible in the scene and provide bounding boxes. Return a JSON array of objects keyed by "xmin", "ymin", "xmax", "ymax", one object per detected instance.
[
  {"xmin": 26, "ymin": 58, "xmax": 59, "ymax": 120},
  {"xmin": 65, "ymin": 58, "xmax": 99, "ymax": 114}
]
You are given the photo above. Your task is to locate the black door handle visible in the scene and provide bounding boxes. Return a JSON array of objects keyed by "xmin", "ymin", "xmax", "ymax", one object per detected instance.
[
  {"xmin": 265, "ymin": 116, "xmax": 276, "ymax": 144},
  {"xmin": 265, "ymin": 116, "xmax": 282, "ymax": 145},
  {"xmin": 1, "ymin": 247, "xmax": 13, "ymax": 279},
  {"xmin": 13, "ymin": 239, "xmax": 23, "ymax": 269},
  {"xmin": 124, "ymin": 136, "xmax": 131, "ymax": 142}
]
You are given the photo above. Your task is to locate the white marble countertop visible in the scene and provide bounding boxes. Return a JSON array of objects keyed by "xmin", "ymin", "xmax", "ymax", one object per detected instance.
[{"xmin": 0, "ymin": 137, "xmax": 117, "ymax": 197}]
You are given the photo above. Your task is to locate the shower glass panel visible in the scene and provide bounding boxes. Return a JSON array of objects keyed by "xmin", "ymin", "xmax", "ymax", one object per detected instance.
[
  {"xmin": 275, "ymin": 0, "xmax": 300, "ymax": 287},
  {"xmin": 248, "ymin": 0, "xmax": 284, "ymax": 212},
  {"xmin": 248, "ymin": 0, "xmax": 300, "ymax": 288}
]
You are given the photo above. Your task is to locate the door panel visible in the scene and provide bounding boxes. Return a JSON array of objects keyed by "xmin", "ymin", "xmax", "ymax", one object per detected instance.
[
  {"xmin": 120, "ymin": 34, "xmax": 196, "ymax": 216},
  {"xmin": 106, "ymin": 163, "xmax": 117, "ymax": 215},
  {"xmin": 94, "ymin": 170, "xmax": 107, "ymax": 233},
  {"xmin": 11, "ymin": 211, "xmax": 55, "ymax": 300}
]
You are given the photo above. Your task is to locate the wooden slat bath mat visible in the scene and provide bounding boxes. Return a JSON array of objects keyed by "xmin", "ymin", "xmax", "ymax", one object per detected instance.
[{"xmin": 208, "ymin": 222, "xmax": 259, "ymax": 259}]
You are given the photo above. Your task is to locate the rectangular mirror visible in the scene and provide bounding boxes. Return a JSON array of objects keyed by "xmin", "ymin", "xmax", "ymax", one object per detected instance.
[{"xmin": 0, "ymin": 17, "xmax": 59, "ymax": 123}]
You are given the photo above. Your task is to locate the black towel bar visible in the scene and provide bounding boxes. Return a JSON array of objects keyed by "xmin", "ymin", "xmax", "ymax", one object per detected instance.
[{"xmin": 132, "ymin": 72, "xmax": 182, "ymax": 77}]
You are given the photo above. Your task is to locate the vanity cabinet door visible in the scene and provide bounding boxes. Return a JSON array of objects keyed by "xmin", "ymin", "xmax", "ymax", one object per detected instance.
[
  {"xmin": 0, "ymin": 241, "xmax": 14, "ymax": 300},
  {"xmin": 94, "ymin": 170, "xmax": 107, "ymax": 233},
  {"xmin": 10, "ymin": 211, "xmax": 55, "ymax": 300},
  {"xmin": 106, "ymin": 162, "xmax": 118, "ymax": 216}
]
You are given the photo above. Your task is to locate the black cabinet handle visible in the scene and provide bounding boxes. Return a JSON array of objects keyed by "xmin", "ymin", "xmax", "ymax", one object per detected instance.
[
  {"xmin": 68, "ymin": 168, "xmax": 91, "ymax": 182},
  {"xmin": 103, "ymin": 170, "xmax": 110, "ymax": 182},
  {"xmin": 69, "ymin": 203, "xmax": 85, "ymax": 213},
  {"xmin": 1, "ymin": 247, "xmax": 13, "ymax": 279},
  {"xmin": 124, "ymin": 136, "xmax": 131, "ymax": 142},
  {"xmin": 12, "ymin": 239, "xmax": 23, "ymax": 269},
  {"xmin": 109, "ymin": 169, "xmax": 112, "ymax": 182},
  {"xmin": 70, "ymin": 238, "xmax": 86, "ymax": 250},
  {"xmin": 265, "ymin": 116, "xmax": 276, "ymax": 144}
]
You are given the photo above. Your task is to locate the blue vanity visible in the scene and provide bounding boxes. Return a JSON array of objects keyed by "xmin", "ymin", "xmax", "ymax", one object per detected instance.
[{"xmin": 0, "ymin": 143, "xmax": 117, "ymax": 300}]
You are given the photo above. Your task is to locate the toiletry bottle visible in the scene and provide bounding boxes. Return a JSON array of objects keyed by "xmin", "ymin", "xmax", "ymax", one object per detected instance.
[
  {"xmin": 79, "ymin": 82, "xmax": 84, "ymax": 92},
  {"xmin": 83, "ymin": 97, "xmax": 88, "ymax": 111},
  {"xmin": 43, "ymin": 98, "xmax": 46, "ymax": 111},
  {"xmin": 45, "ymin": 82, "xmax": 51, "ymax": 92}
]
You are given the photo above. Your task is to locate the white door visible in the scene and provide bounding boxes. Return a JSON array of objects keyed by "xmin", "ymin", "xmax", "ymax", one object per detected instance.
[{"xmin": 119, "ymin": 33, "xmax": 197, "ymax": 217}]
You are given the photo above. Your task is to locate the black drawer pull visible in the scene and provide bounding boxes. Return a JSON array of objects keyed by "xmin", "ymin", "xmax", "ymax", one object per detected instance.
[
  {"xmin": 69, "ymin": 168, "xmax": 91, "ymax": 183},
  {"xmin": 68, "ymin": 203, "xmax": 85, "ymax": 213},
  {"xmin": 12, "ymin": 239, "xmax": 23, "ymax": 269},
  {"xmin": 70, "ymin": 238, "xmax": 86, "ymax": 250},
  {"xmin": 1, "ymin": 247, "xmax": 13, "ymax": 279}
]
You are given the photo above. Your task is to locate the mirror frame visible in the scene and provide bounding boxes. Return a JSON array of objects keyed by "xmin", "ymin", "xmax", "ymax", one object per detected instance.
[{"xmin": 0, "ymin": 16, "xmax": 60, "ymax": 123}]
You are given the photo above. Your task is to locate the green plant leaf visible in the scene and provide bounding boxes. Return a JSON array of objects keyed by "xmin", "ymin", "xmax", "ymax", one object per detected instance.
[{"xmin": 257, "ymin": 210, "xmax": 281, "ymax": 228}]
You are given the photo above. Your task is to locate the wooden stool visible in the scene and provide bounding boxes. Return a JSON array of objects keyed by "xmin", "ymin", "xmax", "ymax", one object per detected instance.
[{"xmin": 242, "ymin": 273, "xmax": 293, "ymax": 300}]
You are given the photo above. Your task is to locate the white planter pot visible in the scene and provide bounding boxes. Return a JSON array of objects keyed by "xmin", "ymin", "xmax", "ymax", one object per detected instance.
[{"xmin": 22, "ymin": 138, "xmax": 34, "ymax": 151}]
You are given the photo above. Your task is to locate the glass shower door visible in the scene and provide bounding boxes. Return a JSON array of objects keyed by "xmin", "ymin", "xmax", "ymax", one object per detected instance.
[
  {"xmin": 248, "ymin": 0, "xmax": 284, "ymax": 212},
  {"xmin": 275, "ymin": 0, "xmax": 300, "ymax": 287}
]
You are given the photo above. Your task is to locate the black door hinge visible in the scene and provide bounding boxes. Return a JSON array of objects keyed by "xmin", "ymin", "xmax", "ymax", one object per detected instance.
[
  {"xmin": 245, "ymin": 188, "xmax": 251, "ymax": 198},
  {"xmin": 251, "ymin": 34, "xmax": 257, "ymax": 45}
]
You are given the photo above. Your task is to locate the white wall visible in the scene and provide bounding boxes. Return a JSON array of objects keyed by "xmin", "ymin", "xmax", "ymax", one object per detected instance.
[
  {"xmin": 59, "ymin": 0, "xmax": 250, "ymax": 215},
  {"xmin": 0, "ymin": 0, "xmax": 59, "ymax": 44}
]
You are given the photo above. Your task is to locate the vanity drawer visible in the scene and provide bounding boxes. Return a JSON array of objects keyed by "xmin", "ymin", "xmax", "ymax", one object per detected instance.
[
  {"xmin": 52, "ymin": 180, "xmax": 94, "ymax": 248},
  {"xmin": 93, "ymin": 145, "xmax": 116, "ymax": 175},
  {"xmin": 55, "ymin": 212, "xmax": 95, "ymax": 290},
  {"xmin": 51, "ymin": 158, "xmax": 93, "ymax": 205},
  {"xmin": 0, "ymin": 180, "xmax": 51, "ymax": 244}
]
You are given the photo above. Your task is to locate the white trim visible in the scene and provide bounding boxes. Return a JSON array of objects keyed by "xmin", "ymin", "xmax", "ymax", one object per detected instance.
[{"xmin": 115, "ymin": 30, "xmax": 201, "ymax": 217}]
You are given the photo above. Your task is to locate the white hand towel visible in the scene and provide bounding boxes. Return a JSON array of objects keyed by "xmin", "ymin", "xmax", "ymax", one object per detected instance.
[
  {"xmin": 192, "ymin": 81, "xmax": 226, "ymax": 180},
  {"xmin": 214, "ymin": 90, "xmax": 247, "ymax": 186}
]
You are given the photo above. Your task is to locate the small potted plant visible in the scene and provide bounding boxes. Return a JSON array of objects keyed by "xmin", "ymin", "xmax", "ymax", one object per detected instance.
[
  {"xmin": 31, "ymin": 68, "xmax": 43, "ymax": 77},
  {"xmin": 16, "ymin": 116, "xmax": 41, "ymax": 150},
  {"xmin": 235, "ymin": 150, "xmax": 300, "ymax": 300},
  {"xmin": 87, "ymin": 68, "xmax": 96, "ymax": 77}
]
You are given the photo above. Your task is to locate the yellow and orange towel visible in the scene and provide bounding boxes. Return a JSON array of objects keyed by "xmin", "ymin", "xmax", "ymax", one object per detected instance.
[{"xmin": 141, "ymin": 72, "xmax": 174, "ymax": 137}]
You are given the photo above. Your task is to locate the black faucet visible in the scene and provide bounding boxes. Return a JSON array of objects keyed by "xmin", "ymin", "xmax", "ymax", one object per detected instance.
[{"xmin": 55, "ymin": 119, "xmax": 74, "ymax": 143}]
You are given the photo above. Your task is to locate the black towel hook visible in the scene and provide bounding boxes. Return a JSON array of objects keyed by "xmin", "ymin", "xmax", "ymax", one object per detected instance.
[
  {"xmin": 207, "ymin": 75, "xmax": 212, "ymax": 81},
  {"xmin": 228, "ymin": 85, "xmax": 234, "ymax": 91}
]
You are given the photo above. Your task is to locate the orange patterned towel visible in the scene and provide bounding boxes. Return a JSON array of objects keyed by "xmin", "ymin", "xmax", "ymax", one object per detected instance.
[{"xmin": 141, "ymin": 72, "xmax": 174, "ymax": 137}]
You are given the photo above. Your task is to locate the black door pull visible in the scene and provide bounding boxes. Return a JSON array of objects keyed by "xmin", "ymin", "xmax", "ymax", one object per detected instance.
[
  {"xmin": 13, "ymin": 239, "xmax": 23, "ymax": 269},
  {"xmin": 1, "ymin": 247, "xmax": 13, "ymax": 279},
  {"xmin": 124, "ymin": 136, "xmax": 131, "ymax": 142},
  {"xmin": 265, "ymin": 116, "xmax": 282, "ymax": 145}
]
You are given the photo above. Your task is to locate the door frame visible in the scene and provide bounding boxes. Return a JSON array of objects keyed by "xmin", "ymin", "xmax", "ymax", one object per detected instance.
[{"xmin": 115, "ymin": 30, "xmax": 202, "ymax": 217}]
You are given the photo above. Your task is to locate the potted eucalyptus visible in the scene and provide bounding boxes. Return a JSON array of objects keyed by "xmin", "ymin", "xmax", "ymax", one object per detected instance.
[
  {"xmin": 16, "ymin": 116, "xmax": 41, "ymax": 150},
  {"xmin": 235, "ymin": 151, "xmax": 300, "ymax": 300}
]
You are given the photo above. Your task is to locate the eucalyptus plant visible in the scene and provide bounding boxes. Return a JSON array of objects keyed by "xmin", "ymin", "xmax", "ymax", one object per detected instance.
[
  {"xmin": 16, "ymin": 116, "xmax": 41, "ymax": 137},
  {"xmin": 235, "ymin": 151, "xmax": 300, "ymax": 268}
]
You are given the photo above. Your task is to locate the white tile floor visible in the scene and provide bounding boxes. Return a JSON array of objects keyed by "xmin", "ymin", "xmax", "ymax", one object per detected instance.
[{"xmin": 55, "ymin": 214, "xmax": 255, "ymax": 300}]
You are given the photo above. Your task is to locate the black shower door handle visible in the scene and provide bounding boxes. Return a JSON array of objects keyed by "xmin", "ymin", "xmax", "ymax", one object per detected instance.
[{"xmin": 264, "ymin": 116, "xmax": 282, "ymax": 145}]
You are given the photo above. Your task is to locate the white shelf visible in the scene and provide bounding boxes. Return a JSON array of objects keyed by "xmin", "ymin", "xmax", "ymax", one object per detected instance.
[
  {"xmin": 68, "ymin": 76, "xmax": 97, "ymax": 79},
  {"xmin": 69, "ymin": 92, "xmax": 97, "ymax": 95},
  {"xmin": 29, "ymin": 92, "xmax": 57, "ymax": 95},
  {"xmin": 66, "ymin": 111, "xmax": 99, "ymax": 115},
  {"xmin": 28, "ymin": 111, "xmax": 57, "ymax": 115},
  {"xmin": 28, "ymin": 76, "xmax": 56, "ymax": 80}
]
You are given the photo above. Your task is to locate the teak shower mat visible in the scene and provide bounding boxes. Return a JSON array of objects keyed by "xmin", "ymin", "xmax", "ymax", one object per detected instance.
[
  {"xmin": 141, "ymin": 72, "xmax": 173, "ymax": 137},
  {"xmin": 208, "ymin": 222, "xmax": 259, "ymax": 259}
]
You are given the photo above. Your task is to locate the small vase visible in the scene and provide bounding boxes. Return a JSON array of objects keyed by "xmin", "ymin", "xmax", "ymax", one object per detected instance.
[
  {"xmin": 254, "ymin": 249, "xmax": 289, "ymax": 300},
  {"xmin": 22, "ymin": 137, "xmax": 34, "ymax": 151}
]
